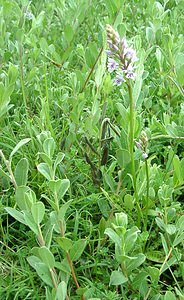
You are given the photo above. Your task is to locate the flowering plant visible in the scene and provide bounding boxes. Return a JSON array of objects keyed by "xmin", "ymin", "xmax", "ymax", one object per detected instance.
[
  {"xmin": 106, "ymin": 24, "xmax": 138, "ymax": 86},
  {"xmin": 106, "ymin": 24, "xmax": 143, "ymax": 227}
]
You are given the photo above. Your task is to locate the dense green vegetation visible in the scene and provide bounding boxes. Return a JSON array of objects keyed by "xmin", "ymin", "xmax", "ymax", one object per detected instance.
[{"xmin": 0, "ymin": 0, "xmax": 184, "ymax": 299}]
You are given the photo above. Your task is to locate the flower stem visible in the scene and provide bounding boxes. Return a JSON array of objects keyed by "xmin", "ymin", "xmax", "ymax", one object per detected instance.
[
  {"xmin": 127, "ymin": 83, "xmax": 142, "ymax": 227},
  {"xmin": 144, "ymin": 158, "xmax": 149, "ymax": 231}
]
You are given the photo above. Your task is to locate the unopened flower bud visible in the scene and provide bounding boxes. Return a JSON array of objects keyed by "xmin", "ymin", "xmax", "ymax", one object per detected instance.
[
  {"xmin": 115, "ymin": 212, "xmax": 128, "ymax": 228},
  {"xmin": 106, "ymin": 24, "xmax": 120, "ymax": 46},
  {"xmin": 135, "ymin": 131, "xmax": 149, "ymax": 159},
  {"xmin": 140, "ymin": 131, "xmax": 148, "ymax": 149}
]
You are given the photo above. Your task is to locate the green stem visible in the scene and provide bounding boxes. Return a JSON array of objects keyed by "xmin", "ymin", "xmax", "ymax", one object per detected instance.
[
  {"xmin": 38, "ymin": 225, "xmax": 45, "ymax": 247},
  {"xmin": 19, "ymin": 42, "xmax": 35, "ymax": 149},
  {"xmin": 38, "ymin": 225, "xmax": 58, "ymax": 289},
  {"xmin": 151, "ymin": 134, "xmax": 184, "ymax": 140},
  {"xmin": 159, "ymin": 247, "xmax": 172, "ymax": 275},
  {"xmin": 127, "ymin": 83, "xmax": 142, "ymax": 227},
  {"xmin": 44, "ymin": 64, "xmax": 55, "ymax": 138},
  {"xmin": 60, "ymin": 223, "xmax": 84, "ymax": 300},
  {"xmin": 49, "ymin": 268, "xmax": 58, "ymax": 289},
  {"xmin": 144, "ymin": 158, "xmax": 149, "ymax": 231},
  {"xmin": 54, "ymin": 191, "xmax": 60, "ymax": 213},
  {"xmin": 19, "ymin": 44, "xmax": 29, "ymax": 120}
]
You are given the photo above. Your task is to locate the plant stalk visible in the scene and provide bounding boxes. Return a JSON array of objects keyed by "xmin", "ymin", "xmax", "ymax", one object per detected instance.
[
  {"xmin": 127, "ymin": 83, "xmax": 142, "ymax": 227},
  {"xmin": 60, "ymin": 224, "xmax": 84, "ymax": 300},
  {"xmin": 49, "ymin": 268, "xmax": 58, "ymax": 290},
  {"xmin": 144, "ymin": 158, "xmax": 149, "ymax": 231},
  {"xmin": 151, "ymin": 135, "xmax": 184, "ymax": 140},
  {"xmin": 19, "ymin": 44, "xmax": 29, "ymax": 119}
]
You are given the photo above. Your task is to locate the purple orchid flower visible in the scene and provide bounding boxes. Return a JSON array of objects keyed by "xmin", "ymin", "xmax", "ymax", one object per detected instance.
[
  {"xmin": 125, "ymin": 47, "xmax": 138, "ymax": 62},
  {"xmin": 107, "ymin": 58, "xmax": 119, "ymax": 73},
  {"xmin": 126, "ymin": 72, "xmax": 136, "ymax": 79},
  {"xmin": 113, "ymin": 74, "xmax": 124, "ymax": 86},
  {"xmin": 106, "ymin": 25, "xmax": 138, "ymax": 83}
]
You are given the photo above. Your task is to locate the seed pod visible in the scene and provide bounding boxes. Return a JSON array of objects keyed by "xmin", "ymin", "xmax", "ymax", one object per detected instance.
[{"xmin": 101, "ymin": 145, "xmax": 109, "ymax": 166}]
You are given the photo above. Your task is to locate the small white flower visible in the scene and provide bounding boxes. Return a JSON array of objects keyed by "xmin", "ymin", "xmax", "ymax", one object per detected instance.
[
  {"xmin": 142, "ymin": 152, "xmax": 148, "ymax": 159},
  {"xmin": 25, "ymin": 11, "xmax": 34, "ymax": 20}
]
